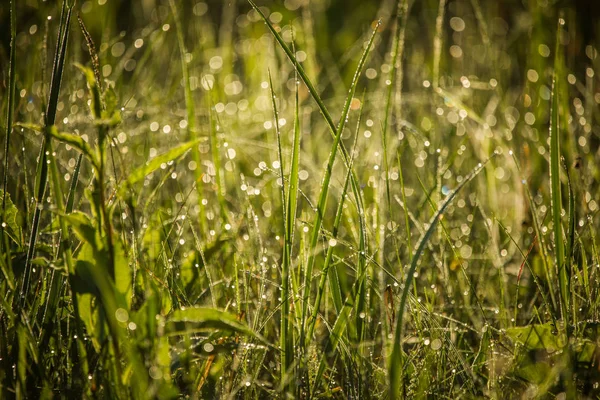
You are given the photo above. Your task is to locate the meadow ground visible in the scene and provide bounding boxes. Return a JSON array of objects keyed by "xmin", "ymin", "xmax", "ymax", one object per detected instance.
[{"xmin": 1, "ymin": 0, "xmax": 600, "ymax": 398}]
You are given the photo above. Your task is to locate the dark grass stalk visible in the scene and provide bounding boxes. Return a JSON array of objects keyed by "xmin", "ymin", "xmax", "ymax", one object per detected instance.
[
  {"xmin": 1, "ymin": 0, "xmax": 17, "ymax": 304},
  {"xmin": 21, "ymin": 0, "xmax": 73, "ymax": 308},
  {"xmin": 389, "ymin": 156, "xmax": 494, "ymax": 399},
  {"xmin": 2, "ymin": 0, "xmax": 17, "ymax": 215}
]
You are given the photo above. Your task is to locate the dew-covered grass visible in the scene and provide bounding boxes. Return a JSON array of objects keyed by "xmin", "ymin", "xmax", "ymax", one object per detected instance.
[{"xmin": 1, "ymin": 0, "xmax": 600, "ymax": 398}]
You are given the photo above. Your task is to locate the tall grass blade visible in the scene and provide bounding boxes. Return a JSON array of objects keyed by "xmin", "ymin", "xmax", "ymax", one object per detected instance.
[
  {"xmin": 279, "ymin": 68, "xmax": 302, "ymax": 387},
  {"xmin": 389, "ymin": 157, "xmax": 493, "ymax": 398},
  {"xmin": 549, "ymin": 18, "xmax": 568, "ymax": 323},
  {"xmin": 306, "ymin": 107, "xmax": 362, "ymax": 344},
  {"xmin": 269, "ymin": 70, "xmax": 286, "ymax": 226},
  {"xmin": 2, "ymin": 0, "xmax": 17, "ymax": 216},
  {"xmin": 169, "ymin": 0, "xmax": 207, "ymax": 234},
  {"xmin": 21, "ymin": 0, "xmax": 73, "ymax": 307},
  {"xmin": 432, "ymin": 0, "xmax": 447, "ymax": 89}
]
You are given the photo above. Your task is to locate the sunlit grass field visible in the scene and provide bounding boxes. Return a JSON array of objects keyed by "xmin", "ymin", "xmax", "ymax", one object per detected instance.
[{"xmin": 1, "ymin": 0, "xmax": 600, "ymax": 398}]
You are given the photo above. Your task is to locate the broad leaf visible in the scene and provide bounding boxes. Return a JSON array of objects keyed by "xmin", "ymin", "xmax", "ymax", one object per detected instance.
[
  {"xmin": 166, "ymin": 307, "xmax": 270, "ymax": 346},
  {"xmin": 118, "ymin": 139, "xmax": 201, "ymax": 198},
  {"xmin": 506, "ymin": 323, "xmax": 566, "ymax": 351}
]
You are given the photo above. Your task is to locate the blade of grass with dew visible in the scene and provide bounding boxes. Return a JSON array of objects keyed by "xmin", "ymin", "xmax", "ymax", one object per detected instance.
[
  {"xmin": 563, "ymin": 156, "xmax": 576, "ymax": 324},
  {"xmin": 279, "ymin": 66, "xmax": 301, "ymax": 386},
  {"xmin": 311, "ymin": 257, "xmax": 373, "ymax": 398},
  {"xmin": 21, "ymin": 0, "xmax": 73, "ymax": 309},
  {"xmin": 549, "ymin": 18, "xmax": 568, "ymax": 323},
  {"xmin": 378, "ymin": 0, "xmax": 409, "ymax": 310},
  {"xmin": 38, "ymin": 141, "xmax": 90, "ymax": 395},
  {"xmin": 397, "ymin": 149, "xmax": 412, "ymax": 263},
  {"xmin": 510, "ymin": 151, "xmax": 557, "ymax": 315},
  {"xmin": 117, "ymin": 139, "xmax": 201, "ymax": 199},
  {"xmin": 207, "ymin": 94, "xmax": 229, "ymax": 225},
  {"xmin": 389, "ymin": 157, "xmax": 494, "ymax": 399},
  {"xmin": 2, "ymin": 0, "xmax": 16, "ymax": 219},
  {"xmin": 306, "ymin": 103, "xmax": 362, "ymax": 344},
  {"xmin": 269, "ymin": 69, "xmax": 286, "ymax": 229},
  {"xmin": 169, "ymin": 0, "xmax": 207, "ymax": 235},
  {"xmin": 1, "ymin": 0, "xmax": 17, "ymax": 304}
]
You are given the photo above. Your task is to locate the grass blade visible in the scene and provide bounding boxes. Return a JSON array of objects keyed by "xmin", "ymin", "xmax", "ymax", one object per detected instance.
[
  {"xmin": 118, "ymin": 139, "xmax": 201, "ymax": 198},
  {"xmin": 306, "ymin": 105, "xmax": 362, "ymax": 344},
  {"xmin": 389, "ymin": 156, "xmax": 494, "ymax": 399},
  {"xmin": 2, "ymin": 0, "xmax": 17, "ymax": 215},
  {"xmin": 21, "ymin": 0, "xmax": 73, "ymax": 307},
  {"xmin": 169, "ymin": 0, "xmax": 207, "ymax": 234},
  {"xmin": 550, "ymin": 18, "xmax": 568, "ymax": 323},
  {"xmin": 279, "ymin": 67, "xmax": 302, "ymax": 386}
]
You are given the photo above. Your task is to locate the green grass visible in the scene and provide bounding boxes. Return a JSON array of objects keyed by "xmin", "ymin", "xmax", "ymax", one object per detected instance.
[{"xmin": 1, "ymin": 0, "xmax": 600, "ymax": 398}]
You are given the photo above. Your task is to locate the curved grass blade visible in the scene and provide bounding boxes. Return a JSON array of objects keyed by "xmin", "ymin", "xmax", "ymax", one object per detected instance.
[
  {"xmin": 166, "ymin": 307, "xmax": 272, "ymax": 347},
  {"xmin": 389, "ymin": 157, "xmax": 494, "ymax": 399}
]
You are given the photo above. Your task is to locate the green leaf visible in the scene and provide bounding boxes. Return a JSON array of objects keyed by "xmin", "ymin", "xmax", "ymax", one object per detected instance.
[
  {"xmin": 62, "ymin": 211, "xmax": 98, "ymax": 246},
  {"xmin": 166, "ymin": 307, "xmax": 271, "ymax": 346},
  {"xmin": 113, "ymin": 239, "xmax": 132, "ymax": 308},
  {"xmin": 1, "ymin": 189, "xmax": 21, "ymax": 245},
  {"xmin": 506, "ymin": 323, "xmax": 566, "ymax": 351},
  {"xmin": 47, "ymin": 127, "xmax": 98, "ymax": 168},
  {"xmin": 74, "ymin": 62, "xmax": 102, "ymax": 119},
  {"xmin": 14, "ymin": 122, "xmax": 43, "ymax": 133},
  {"xmin": 514, "ymin": 361, "xmax": 553, "ymax": 385},
  {"xmin": 72, "ymin": 242, "xmax": 102, "ymax": 296},
  {"xmin": 117, "ymin": 139, "xmax": 201, "ymax": 198}
]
